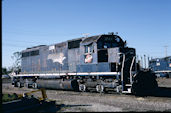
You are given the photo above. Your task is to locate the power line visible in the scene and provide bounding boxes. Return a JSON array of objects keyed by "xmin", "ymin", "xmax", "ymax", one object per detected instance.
[
  {"xmin": 3, "ymin": 30, "xmax": 82, "ymax": 37},
  {"xmin": 2, "ymin": 42, "xmax": 34, "ymax": 48},
  {"xmin": 2, "ymin": 40, "xmax": 43, "ymax": 44},
  {"xmin": 3, "ymin": 44, "xmax": 28, "ymax": 48}
]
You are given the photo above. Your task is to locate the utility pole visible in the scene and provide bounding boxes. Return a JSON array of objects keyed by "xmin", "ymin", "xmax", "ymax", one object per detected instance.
[
  {"xmin": 147, "ymin": 55, "xmax": 150, "ymax": 68},
  {"xmin": 141, "ymin": 56, "xmax": 143, "ymax": 68},
  {"xmin": 144, "ymin": 55, "xmax": 146, "ymax": 69},
  {"xmin": 164, "ymin": 45, "xmax": 168, "ymax": 57},
  {"xmin": 136, "ymin": 55, "xmax": 139, "ymax": 64}
]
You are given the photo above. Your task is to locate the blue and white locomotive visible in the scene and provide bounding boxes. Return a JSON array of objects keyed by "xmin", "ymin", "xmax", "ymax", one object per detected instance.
[
  {"xmin": 149, "ymin": 56, "xmax": 171, "ymax": 77},
  {"xmin": 11, "ymin": 32, "xmax": 158, "ymax": 95}
]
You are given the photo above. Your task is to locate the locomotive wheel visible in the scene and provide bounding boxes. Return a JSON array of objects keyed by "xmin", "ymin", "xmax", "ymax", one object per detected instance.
[
  {"xmin": 17, "ymin": 82, "xmax": 21, "ymax": 88},
  {"xmin": 32, "ymin": 83, "xmax": 38, "ymax": 89},
  {"xmin": 116, "ymin": 85, "xmax": 122, "ymax": 93},
  {"xmin": 96, "ymin": 85, "xmax": 104, "ymax": 93},
  {"xmin": 79, "ymin": 84, "xmax": 86, "ymax": 92},
  {"xmin": 14, "ymin": 82, "xmax": 18, "ymax": 87}
]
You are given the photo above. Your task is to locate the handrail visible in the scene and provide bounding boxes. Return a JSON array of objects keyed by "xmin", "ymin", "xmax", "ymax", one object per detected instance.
[
  {"xmin": 130, "ymin": 56, "xmax": 135, "ymax": 84},
  {"xmin": 121, "ymin": 54, "xmax": 125, "ymax": 82},
  {"xmin": 23, "ymin": 88, "xmax": 47, "ymax": 100},
  {"xmin": 12, "ymin": 72, "xmax": 121, "ymax": 77}
]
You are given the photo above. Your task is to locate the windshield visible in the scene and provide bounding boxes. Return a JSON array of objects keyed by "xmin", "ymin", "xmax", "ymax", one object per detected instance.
[{"xmin": 97, "ymin": 35, "xmax": 125, "ymax": 49}]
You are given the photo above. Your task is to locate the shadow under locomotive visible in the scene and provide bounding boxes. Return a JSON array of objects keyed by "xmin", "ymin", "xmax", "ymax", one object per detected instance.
[{"xmin": 150, "ymin": 87, "xmax": 171, "ymax": 98}]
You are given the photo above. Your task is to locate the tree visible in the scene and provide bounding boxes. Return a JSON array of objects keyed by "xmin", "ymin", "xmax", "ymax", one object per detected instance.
[
  {"xmin": 2, "ymin": 67, "xmax": 7, "ymax": 75},
  {"xmin": 11, "ymin": 52, "xmax": 22, "ymax": 74}
]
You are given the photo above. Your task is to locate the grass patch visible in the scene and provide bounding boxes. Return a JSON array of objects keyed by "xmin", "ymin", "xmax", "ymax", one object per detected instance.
[{"xmin": 2, "ymin": 93, "xmax": 21, "ymax": 102}]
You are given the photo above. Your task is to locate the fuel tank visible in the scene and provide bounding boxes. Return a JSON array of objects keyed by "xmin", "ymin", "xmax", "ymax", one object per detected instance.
[{"xmin": 37, "ymin": 79, "xmax": 79, "ymax": 91}]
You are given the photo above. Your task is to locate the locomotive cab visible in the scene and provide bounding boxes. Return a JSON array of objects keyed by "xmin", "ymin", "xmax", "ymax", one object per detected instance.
[{"xmin": 97, "ymin": 34, "xmax": 126, "ymax": 72}]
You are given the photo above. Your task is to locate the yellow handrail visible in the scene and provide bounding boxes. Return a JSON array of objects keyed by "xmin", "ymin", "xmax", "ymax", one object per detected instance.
[{"xmin": 23, "ymin": 88, "xmax": 47, "ymax": 100}]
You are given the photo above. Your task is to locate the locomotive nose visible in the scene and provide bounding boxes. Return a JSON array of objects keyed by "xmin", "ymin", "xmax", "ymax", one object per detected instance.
[{"xmin": 132, "ymin": 70, "xmax": 158, "ymax": 96}]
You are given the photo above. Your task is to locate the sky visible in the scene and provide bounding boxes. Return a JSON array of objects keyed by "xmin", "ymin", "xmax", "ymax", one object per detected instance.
[{"xmin": 2, "ymin": 0, "xmax": 171, "ymax": 68}]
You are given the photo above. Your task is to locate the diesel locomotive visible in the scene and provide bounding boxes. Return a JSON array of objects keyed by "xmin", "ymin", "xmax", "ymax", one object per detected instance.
[
  {"xmin": 11, "ymin": 32, "xmax": 158, "ymax": 95},
  {"xmin": 149, "ymin": 56, "xmax": 171, "ymax": 78}
]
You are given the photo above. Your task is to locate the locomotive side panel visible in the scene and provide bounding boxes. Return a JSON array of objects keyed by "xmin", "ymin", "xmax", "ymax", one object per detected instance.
[
  {"xmin": 21, "ymin": 46, "xmax": 47, "ymax": 73},
  {"xmin": 76, "ymin": 63, "xmax": 110, "ymax": 72},
  {"xmin": 21, "ymin": 42, "xmax": 69, "ymax": 74},
  {"xmin": 77, "ymin": 42, "xmax": 99, "ymax": 72},
  {"xmin": 39, "ymin": 46, "xmax": 49, "ymax": 72},
  {"xmin": 108, "ymin": 48, "xmax": 120, "ymax": 63},
  {"xmin": 47, "ymin": 42, "xmax": 68, "ymax": 72},
  {"xmin": 68, "ymin": 48, "xmax": 80, "ymax": 72}
]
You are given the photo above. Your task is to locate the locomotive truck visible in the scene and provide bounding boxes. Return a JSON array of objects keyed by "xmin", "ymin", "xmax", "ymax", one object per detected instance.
[{"xmin": 11, "ymin": 32, "xmax": 158, "ymax": 95}]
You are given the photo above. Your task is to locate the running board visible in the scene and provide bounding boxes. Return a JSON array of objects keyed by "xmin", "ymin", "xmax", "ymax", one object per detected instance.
[{"xmin": 12, "ymin": 72, "xmax": 121, "ymax": 77}]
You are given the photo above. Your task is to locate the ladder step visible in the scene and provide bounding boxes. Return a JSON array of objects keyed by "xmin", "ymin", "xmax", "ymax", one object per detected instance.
[
  {"xmin": 122, "ymin": 91, "xmax": 131, "ymax": 93},
  {"xmin": 125, "ymin": 84, "xmax": 132, "ymax": 86},
  {"xmin": 122, "ymin": 88, "xmax": 132, "ymax": 93}
]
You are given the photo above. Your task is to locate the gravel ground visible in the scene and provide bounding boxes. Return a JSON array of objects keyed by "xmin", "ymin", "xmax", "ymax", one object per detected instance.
[
  {"xmin": 156, "ymin": 77, "xmax": 171, "ymax": 87},
  {"xmin": 2, "ymin": 78, "xmax": 171, "ymax": 112}
]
